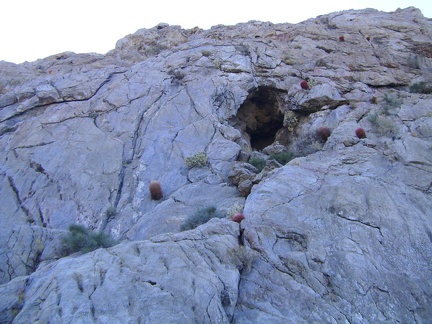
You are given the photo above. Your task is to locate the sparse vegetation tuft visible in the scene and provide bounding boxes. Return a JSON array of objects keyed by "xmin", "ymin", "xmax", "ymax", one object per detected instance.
[
  {"xmin": 381, "ymin": 93, "xmax": 402, "ymax": 115},
  {"xmin": 409, "ymin": 81, "xmax": 432, "ymax": 94},
  {"xmin": 269, "ymin": 152, "xmax": 294, "ymax": 165},
  {"xmin": 181, "ymin": 206, "xmax": 225, "ymax": 231},
  {"xmin": 228, "ymin": 203, "xmax": 244, "ymax": 217},
  {"xmin": 367, "ymin": 113, "xmax": 399, "ymax": 138},
  {"xmin": 105, "ymin": 206, "xmax": 117, "ymax": 219},
  {"xmin": 225, "ymin": 246, "xmax": 258, "ymax": 274},
  {"xmin": 282, "ymin": 55, "xmax": 295, "ymax": 65},
  {"xmin": 185, "ymin": 152, "xmax": 208, "ymax": 168},
  {"xmin": 168, "ymin": 68, "xmax": 185, "ymax": 84},
  {"xmin": 292, "ymin": 132, "xmax": 323, "ymax": 156},
  {"xmin": 367, "ymin": 92, "xmax": 401, "ymax": 138},
  {"xmin": 201, "ymin": 50, "xmax": 212, "ymax": 57},
  {"xmin": 234, "ymin": 44, "xmax": 250, "ymax": 56},
  {"xmin": 284, "ymin": 111, "xmax": 299, "ymax": 132},
  {"xmin": 248, "ymin": 157, "xmax": 267, "ymax": 172},
  {"xmin": 212, "ymin": 58, "xmax": 223, "ymax": 70},
  {"xmin": 61, "ymin": 224, "xmax": 118, "ymax": 256}
]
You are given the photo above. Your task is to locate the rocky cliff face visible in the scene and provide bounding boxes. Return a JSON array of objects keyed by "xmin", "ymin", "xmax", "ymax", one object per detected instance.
[{"xmin": 1, "ymin": 6, "xmax": 432, "ymax": 323}]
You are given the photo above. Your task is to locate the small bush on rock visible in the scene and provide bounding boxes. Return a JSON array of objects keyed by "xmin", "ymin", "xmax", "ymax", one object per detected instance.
[
  {"xmin": 149, "ymin": 180, "xmax": 163, "ymax": 200},
  {"xmin": 283, "ymin": 110, "xmax": 299, "ymax": 132},
  {"xmin": 269, "ymin": 152, "xmax": 294, "ymax": 165},
  {"xmin": 229, "ymin": 203, "xmax": 244, "ymax": 216},
  {"xmin": 185, "ymin": 152, "xmax": 208, "ymax": 167},
  {"xmin": 168, "ymin": 68, "xmax": 185, "ymax": 82},
  {"xmin": 234, "ymin": 44, "xmax": 251, "ymax": 56},
  {"xmin": 368, "ymin": 113, "xmax": 399, "ymax": 138},
  {"xmin": 201, "ymin": 50, "xmax": 212, "ymax": 57},
  {"xmin": 409, "ymin": 81, "xmax": 432, "ymax": 94},
  {"xmin": 248, "ymin": 157, "xmax": 266, "ymax": 172},
  {"xmin": 61, "ymin": 224, "xmax": 117, "ymax": 255},
  {"xmin": 282, "ymin": 55, "xmax": 295, "ymax": 65},
  {"xmin": 105, "ymin": 206, "xmax": 117, "ymax": 220},
  {"xmin": 290, "ymin": 132, "xmax": 323, "ymax": 156},
  {"xmin": 382, "ymin": 93, "xmax": 402, "ymax": 115},
  {"xmin": 225, "ymin": 246, "xmax": 258, "ymax": 274},
  {"xmin": 181, "ymin": 206, "xmax": 225, "ymax": 231}
]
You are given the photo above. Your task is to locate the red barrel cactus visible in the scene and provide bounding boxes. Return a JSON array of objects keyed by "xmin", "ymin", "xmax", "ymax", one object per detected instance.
[
  {"xmin": 149, "ymin": 180, "xmax": 163, "ymax": 200},
  {"xmin": 300, "ymin": 80, "xmax": 309, "ymax": 90},
  {"xmin": 356, "ymin": 128, "xmax": 367, "ymax": 139},
  {"xmin": 232, "ymin": 213, "xmax": 245, "ymax": 223},
  {"xmin": 317, "ymin": 126, "xmax": 331, "ymax": 142}
]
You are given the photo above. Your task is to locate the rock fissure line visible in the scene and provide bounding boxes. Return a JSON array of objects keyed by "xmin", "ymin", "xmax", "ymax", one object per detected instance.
[
  {"xmin": 185, "ymin": 85, "xmax": 205, "ymax": 119},
  {"xmin": 335, "ymin": 213, "xmax": 384, "ymax": 237},
  {"xmin": 258, "ymin": 191, "xmax": 308, "ymax": 220},
  {"xmin": 234, "ymin": 298, "xmax": 287, "ymax": 320},
  {"xmin": 25, "ymin": 230, "xmax": 37, "ymax": 273},
  {"xmin": 113, "ymin": 143, "xmax": 127, "ymax": 210},
  {"xmin": 12, "ymin": 141, "xmax": 55, "ymax": 153},
  {"xmin": 130, "ymin": 91, "xmax": 166, "ymax": 161},
  {"xmin": 1, "ymin": 70, "xmax": 126, "ymax": 125},
  {"xmin": 4, "ymin": 236, "xmax": 15, "ymax": 280},
  {"xmin": 7, "ymin": 175, "xmax": 32, "ymax": 223},
  {"xmin": 41, "ymin": 114, "xmax": 93, "ymax": 126}
]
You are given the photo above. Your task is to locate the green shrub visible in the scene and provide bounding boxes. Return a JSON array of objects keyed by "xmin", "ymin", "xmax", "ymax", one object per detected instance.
[
  {"xmin": 105, "ymin": 206, "xmax": 116, "ymax": 220},
  {"xmin": 168, "ymin": 68, "xmax": 185, "ymax": 83},
  {"xmin": 225, "ymin": 246, "xmax": 258, "ymax": 274},
  {"xmin": 248, "ymin": 157, "xmax": 266, "ymax": 172},
  {"xmin": 269, "ymin": 152, "xmax": 294, "ymax": 165},
  {"xmin": 283, "ymin": 111, "xmax": 299, "ymax": 132},
  {"xmin": 212, "ymin": 59, "xmax": 223, "ymax": 70},
  {"xmin": 228, "ymin": 203, "xmax": 244, "ymax": 217},
  {"xmin": 292, "ymin": 133, "xmax": 323, "ymax": 156},
  {"xmin": 185, "ymin": 152, "xmax": 208, "ymax": 167},
  {"xmin": 364, "ymin": 92, "xmax": 401, "ymax": 138},
  {"xmin": 181, "ymin": 206, "xmax": 224, "ymax": 231},
  {"xmin": 320, "ymin": 16, "xmax": 338, "ymax": 29},
  {"xmin": 201, "ymin": 50, "xmax": 212, "ymax": 57},
  {"xmin": 234, "ymin": 44, "xmax": 250, "ymax": 56},
  {"xmin": 282, "ymin": 55, "xmax": 295, "ymax": 65},
  {"xmin": 61, "ymin": 224, "xmax": 118, "ymax": 255},
  {"xmin": 381, "ymin": 93, "xmax": 402, "ymax": 115},
  {"xmin": 367, "ymin": 113, "xmax": 399, "ymax": 138},
  {"xmin": 409, "ymin": 81, "xmax": 432, "ymax": 94}
]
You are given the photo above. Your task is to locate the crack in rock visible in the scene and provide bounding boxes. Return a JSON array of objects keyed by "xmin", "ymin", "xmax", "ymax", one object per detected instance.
[{"xmin": 335, "ymin": 212, "xmax": 384, "ymax": 237}]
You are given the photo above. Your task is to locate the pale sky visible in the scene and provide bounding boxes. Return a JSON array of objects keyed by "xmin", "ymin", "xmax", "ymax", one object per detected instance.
[{"xmin": 1, "ymin": 0, "xmax": 431, "ymax": 64}]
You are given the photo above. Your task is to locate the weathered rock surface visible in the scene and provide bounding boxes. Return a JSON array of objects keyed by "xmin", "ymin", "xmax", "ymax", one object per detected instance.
[
  {"xmin": 10, "ymin": 221, "xmax": 255, "ymax": 323},
  {"xmin": 1, "ymin": 6, "xmax": 432, "ymax": 323}
]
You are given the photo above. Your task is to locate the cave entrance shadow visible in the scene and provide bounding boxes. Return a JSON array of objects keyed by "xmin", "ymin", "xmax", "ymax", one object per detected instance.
[{"xmin": 234, "ymin": 86, "xmax": 285, "ymax": 151}]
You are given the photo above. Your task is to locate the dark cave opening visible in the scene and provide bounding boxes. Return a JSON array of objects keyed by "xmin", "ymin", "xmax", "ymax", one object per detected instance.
[{"xmin": 235, "ymin": 86, "xmax": 285, "ymax": 151}]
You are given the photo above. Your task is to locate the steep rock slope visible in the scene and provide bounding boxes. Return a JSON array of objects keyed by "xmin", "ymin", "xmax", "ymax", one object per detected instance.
[{"xmin": 1, "ymin": 7, "xmax": 431, "ymax": 323}]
